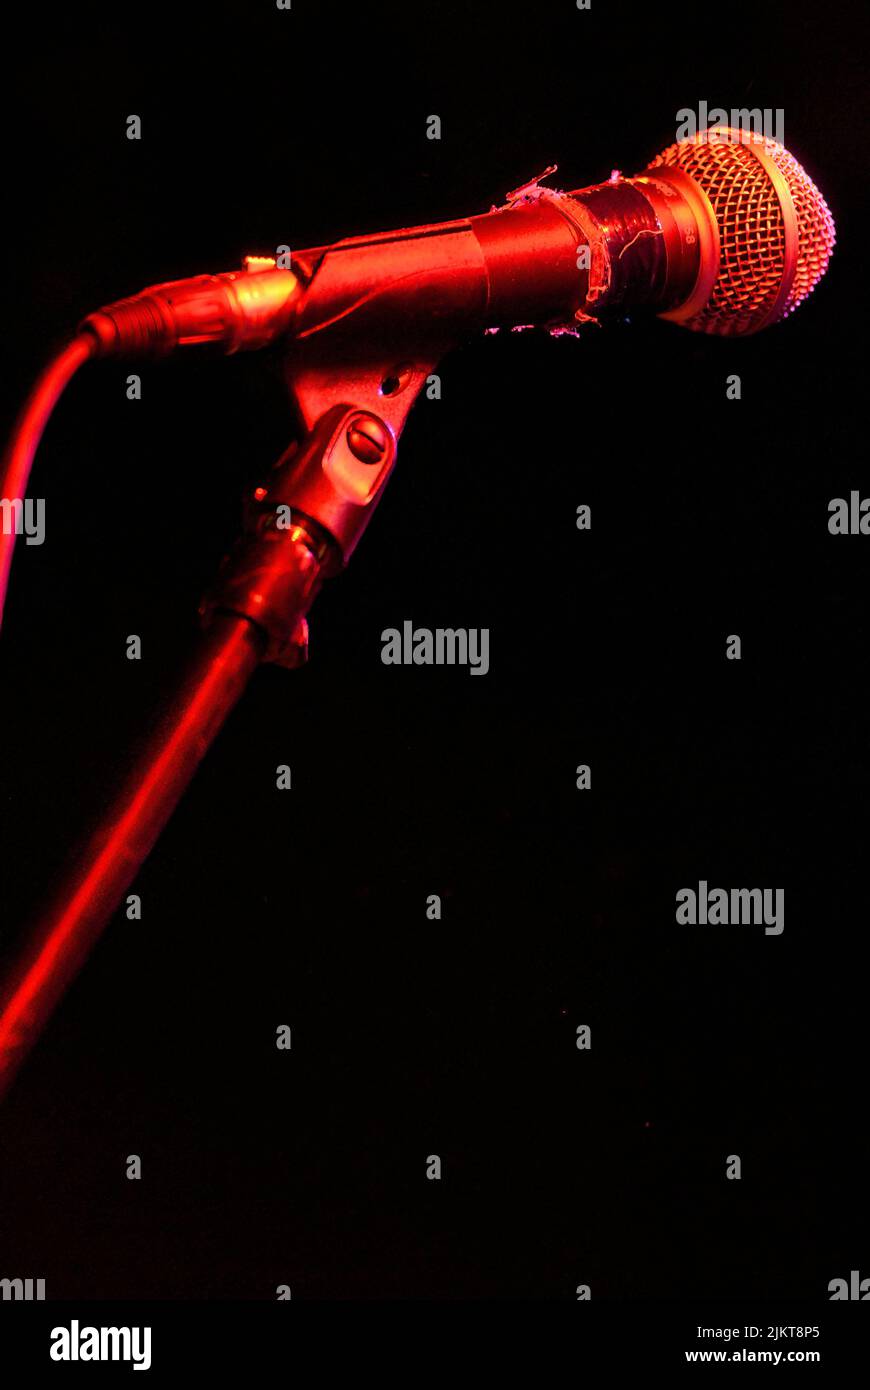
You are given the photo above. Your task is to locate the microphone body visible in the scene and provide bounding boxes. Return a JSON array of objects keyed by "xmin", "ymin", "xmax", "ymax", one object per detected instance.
[
  {"xmin": 80, "ymin": 168, "xmax": 705, "ymax": 361},
  {"xmin": 285, "ymin": 164, "xmax": 708, "ymax": 345},
  {"xmin": 80, "ymin": 128, "xmax": 834, "ymax": 366}
]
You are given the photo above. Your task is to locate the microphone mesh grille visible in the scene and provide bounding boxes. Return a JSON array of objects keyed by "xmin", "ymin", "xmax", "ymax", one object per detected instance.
[{"xmin": 648, "ymin": 128, "xmax": 835, "ymax": 335}]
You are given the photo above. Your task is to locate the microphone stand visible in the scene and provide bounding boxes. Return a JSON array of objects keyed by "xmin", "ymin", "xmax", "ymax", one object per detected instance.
[
  {"xmin": 0, "ymin": 401, "xmax": 404, "ymax": 1101},
  {"xmin": 0, "ymin": 221, "xmax": 461, "ymax": 1099}
]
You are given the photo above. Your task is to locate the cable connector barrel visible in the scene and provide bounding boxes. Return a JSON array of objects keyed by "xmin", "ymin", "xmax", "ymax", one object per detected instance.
[{"xmin": 80, "ymin": 260, "xmax": 301, "ymax": 358}]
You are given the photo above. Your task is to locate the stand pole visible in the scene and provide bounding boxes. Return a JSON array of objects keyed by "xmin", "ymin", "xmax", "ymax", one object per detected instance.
[{"xmin": 0, "ymin": 613, "xmax": 264, "ymax": 1101}]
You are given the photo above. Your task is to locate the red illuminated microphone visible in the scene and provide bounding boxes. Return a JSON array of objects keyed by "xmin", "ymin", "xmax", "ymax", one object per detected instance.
[
  {"xmin": 0, "ymin": 127, "xmax": 835, "ymax": 1099},
  {"xmin": 0, "ymin": 128, "xmax": 836, "ymax": 605},
  {"xmin": 80, "ymin": 125, "xmax": 835, "ymax": 358}
]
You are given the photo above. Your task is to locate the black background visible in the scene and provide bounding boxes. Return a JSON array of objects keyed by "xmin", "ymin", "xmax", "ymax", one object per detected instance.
[{"xmin": 0, "ymin": 0, "xmax": 867, "ymax": 1300}]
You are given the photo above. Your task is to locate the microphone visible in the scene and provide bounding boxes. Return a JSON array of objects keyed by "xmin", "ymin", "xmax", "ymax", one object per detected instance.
[
  {"xmin": 80, "ymin": 126, "xmax": 835, "ymax": 362},
  {"xmin": 0, "ymin": 124, "xmax": 836, "ymax": 630}
]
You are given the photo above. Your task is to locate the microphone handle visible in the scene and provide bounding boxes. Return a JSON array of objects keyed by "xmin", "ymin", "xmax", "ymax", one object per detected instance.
[{"xmin": 289, "ymin": 164, "xmax": 714, "ymax": 355}]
